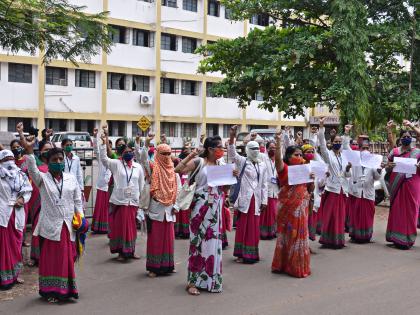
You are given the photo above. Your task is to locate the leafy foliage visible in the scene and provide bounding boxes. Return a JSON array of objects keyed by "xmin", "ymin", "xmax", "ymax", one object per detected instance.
[
  {"xmin": 0, "ymin": 0, "xmax": 112, "ymax": 64},
  {"xmin": 197, "ymin": 0, "xmax": 419, "ymax": 132}
]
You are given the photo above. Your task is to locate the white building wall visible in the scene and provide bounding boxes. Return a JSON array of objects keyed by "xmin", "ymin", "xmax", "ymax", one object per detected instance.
[
  {"xmin": 0, "ymin": 63, "xmax": 39, "ymax": 111},
  {"xmin": 247, "ymin": 101, "xmax": 278, "ymax": 121},
  {"xmin": 161, "ymin": 49, "xmax": 201, "ymax": 75},
  {"xmin": 71, "ymin": 0, "xmax": 103, "ymax": 13},
  {"xmin": 161, "ymin": 5, "xmax": 204, "ymax": 33},
  {"xmin": 109, "ymin": 0, "xmax": 156, "ymax": 24},
  {"xmin": 108, "ymin": 44, "xmax": 155, "ymax": 70},
  {"xmin": 160, "ymin": 94, "xmax": 202, "ymax": 117},
  {"xmin": 45, "ymin": 70, "xmax": 102, "ymax": 113},
  {"xmin": 207, "ymin": 16, "xmax": 244, "ymax": 39},
  {"xmin": 206, "ymin": 97, "xmax": 242, "ymax": 119}
]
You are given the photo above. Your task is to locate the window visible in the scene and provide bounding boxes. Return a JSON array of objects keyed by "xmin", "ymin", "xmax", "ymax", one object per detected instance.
[
  {"xmin": 206, "ymin": 124, "xmax": 219, "ymax": 137},
  {"xmin": 182, "ymin": 0, "xmax": 197, "ymax": 12},
  {"xmin": 250, "ymin": 14, "xmax": 269, "ymax": 26},
  {"xmin": 161, "ymin": 122, "xmax": 178, "ymax": 137},
  {"xmin": 253, "ymin": 90, "xmax": 264, "ymax": 101},
  {"xmin": 7, "ymin": 117, "xmax": 32, "ymax": 132},
  {"xmin": 161, "ymin": 33, "xmax": 177, "ymax": 51},
  {"xmin": 108, "ymin": 121, "xmax": 127, "ymax": 137},
  {"xmin": 181, "ymin": 123, "xmax": 197, "ymax": 138},
  {"xmin": 109, "ymin": 25, "xmax": 129, "ymax": 44},
  {"xmin": 132, "ymin": 75, "xmax": 150, "ymax": 92},
  {"xmin": 45, "ymin": 67, "xmax": 67, "ymax": 86},
  {"xmin": 75, "ymin": 70, "xmax": 95, "ymax": 88},
  {"xmin": 8, "ymin": 63, "xmax": 32, "ymax": 83},
  {"xmin": 107, "ymin": 73, "xmax": 128, "ymax": 90},
  {"xmin": 162, "ymin": 0, "xmax": 177, "ymax": 8},
  {"xmin": 160, "ymin": 78, "xmax": 178, "ymax": 94},
  {"xmin": 133, "ymin": 29, "xmax": 154, "ymax": 47},
  {"xmin": 75, "ymin": 120, "xmax": 95, "ymax": 132},
  {"xmin": 206, "ymin": 82, "xmax": 216, "ymax": 97},
  {"xmin": 223, "ymin": 124, "xmax": 234, "ymax": 137},
  {"xmin": 225, "ymin": 8, "xmax": 233, "ymax": 19},
  {"xmin": 181, "ymin": 80, "xmax": 198, "ymax": 96},
  {"xmin": 208, "ymin": 0, "xmax": 220, "ymax": 17},
  {"xmin": 182, "ymin": 37, "xmax": 197, "ymax": 53},
  {"xmin": 46, "ymin": 119, "xmax": 67, "ymax": 132}
]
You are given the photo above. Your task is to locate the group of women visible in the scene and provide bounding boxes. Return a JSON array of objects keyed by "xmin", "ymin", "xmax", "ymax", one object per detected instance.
[{"xmin": 0, "ymin": 119, "xmax": 419, "ymax": 302}]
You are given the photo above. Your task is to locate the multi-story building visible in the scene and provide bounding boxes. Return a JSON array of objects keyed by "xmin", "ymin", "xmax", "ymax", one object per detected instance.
[{"xmin": 0, "ymin": 0, "xmax": 309, "ymax": 146}]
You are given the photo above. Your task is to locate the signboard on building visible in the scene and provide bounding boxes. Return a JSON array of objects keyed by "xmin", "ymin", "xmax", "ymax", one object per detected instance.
[
  {"xmin": 309, "ymin": 116, "xmax": 340, "ymax": 125},
  {"xmin": 137, "ymin": 116, "xmax": 151, "ymax": 132}
]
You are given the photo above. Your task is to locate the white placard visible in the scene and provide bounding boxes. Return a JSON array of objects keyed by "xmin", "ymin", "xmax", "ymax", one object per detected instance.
[
  {"xmin": 288, "ymin": 164, "xmax": 313, "ymax": 185},
  {"xmin": 360, "ymin": 152, "xmax": 383, "ymax": 169},
  {"xmin": 310, "ymin": 160, "xmax": 328, "ymax": 179},
  {"xmin": 341, "ymin": 150, "xmax": 361, "ymax": 167},
  {"xmin": 394, "ymin": 157, "xmax": 417, "ymax": 175},
  {"xmin": 207, "ymin": 164, "xmax": 237, "ymax": 187}
]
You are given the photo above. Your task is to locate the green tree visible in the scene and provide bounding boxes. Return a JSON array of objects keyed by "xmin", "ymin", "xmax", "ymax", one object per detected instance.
[
  {"xmin": 197, "ymin": 0, "xmax": 419, "ymax": 133},
  {"xmin": 0, "ymin": 0, "xmax": 112, "ymax": 64}
]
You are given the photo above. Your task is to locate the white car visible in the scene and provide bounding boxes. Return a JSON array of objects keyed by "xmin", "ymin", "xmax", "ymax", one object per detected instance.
[{"xmin": 51, "ymin": 132, "xmax": 94, "ymax": 166}]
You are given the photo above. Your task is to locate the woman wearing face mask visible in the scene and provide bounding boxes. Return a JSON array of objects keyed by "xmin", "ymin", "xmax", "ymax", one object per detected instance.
[
  {"xmin": 99, "ymin": 126, "xmax": 144, "ymax": 260},
  {"xmin": 317, "ymin": 117, "xmax": 352, "ymax": 249},
  {"xmin": 259, "ymin": 140, "xmax": 280, "ymax": 240},
  {"xmin": 10, "ymin": 140, "xmax": 27, "ymax": 170},
  {"xmin": 385, "ymin": 123, "xmax": 420, "ymax": 249},
  {"xmin": 19, "ymin": 123, "xmax": 85, "ymax": 303},
  {"xmin": 27, "ymin": 141, "xmax": 52, "ymax": 266},
  {"xmin": 175, "ymin": 136, "xmax": 226, "ymax": 295},
  {"xmin": 0, "ymin": 149, "xmax": 32, "ymax": 290},
  {"xmin": 145, "ymin": 144, "xmax": 181, "ymax": 278},
  {"xmin": 61, "ymin": 139, "xmax": 84, "ymax": 194},
  {"xmin": 91, "ymin": 129, "xmax": 112, "ymax": 234},
  {"xmin": 229, "ymin": 125, "xmax": 268, "ymax": 264},
  {"xmin": 271, "ymin": 135, "xmax": 314, "ymax": 278}
]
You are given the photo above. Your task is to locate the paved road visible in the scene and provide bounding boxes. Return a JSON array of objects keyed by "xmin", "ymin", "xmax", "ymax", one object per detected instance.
[{"xmin": 1, "ymin": 206, "xmax": 420, "ymax": 315}]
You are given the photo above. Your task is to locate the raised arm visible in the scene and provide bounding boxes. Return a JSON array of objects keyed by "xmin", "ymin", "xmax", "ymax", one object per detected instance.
[
  {"xmin": 386, "ymin": 120, "xmax": 396, "ymax": 148},
  {"xmin": 98, "ymin": 127, "xmax": 119, "ymax": 174},
  {"xmin": 275, "ymin": 131, "xmax": 285, "ymax": 173},
  {"xmin": 403, "ymin": 119, "xmax": 420, "ymax": 138},
  {"xmin": 18, "ymin": 123, "xmax": 43, "ymax": 187},
  {"xmin": 342, "ymin": 124, "xmax": 353, "ymax": 150},
  {"xmin": 317, "ymin": 118, "xmax": 331, "ymax": 164},
  {"xmin": 175, "ymin": 150, "xmax": 199, "ymax": 174},
  {"xmin": 228, "ymin": 125, "xmax": 245, "ymax": 166}
]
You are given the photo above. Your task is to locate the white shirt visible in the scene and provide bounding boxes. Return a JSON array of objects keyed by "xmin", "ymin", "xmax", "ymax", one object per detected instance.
[
  {"xmin": 27, "ymin": 155, "xmax": 83, "ymax": 241},
  {"xmin": 0, "ymin": 168, "xmax": 32, "ymax": 231},
  {"xmin": 93, "ymin": 137, "xmax": 111, "ymax": 192},
  {"xmin": 318, "ymin": 127, "xmax": 352, "ymax": 195},
  {"xmin": 348, "ymin": 165, "xmax": 381, "ymax": 201},
  {"xmin": 64, "ymin": 153, "xmax": 84, "ymax": 191},
  {"xmin": 228, "ymin": 144, "xmax": 268, "ymax": 215},
  {"xmin": 261, "ymin": 154, "xmax": 280, "ymax": 199},
  {"xmin": 99, "ymin": 144, "xmax": 144, "ymax": 207}
]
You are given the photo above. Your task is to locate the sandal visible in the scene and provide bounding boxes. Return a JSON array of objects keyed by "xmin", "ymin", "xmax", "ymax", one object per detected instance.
[
  {"xmin": 47, "ymin": 297, "xmax": 59, "ymax": 304},
  {"xmin": 148, "ymin": 272, "xmax": 157, "ymax": 278},
  {"xmin": 116, "ymin": 255, "xmax": 125, "ymax": 262},
  {"xmin": 235, "ymin": 258, "xmax": 243, "ymax": 263},
  {"xmin": 16, "ymin": 278, "xmax": 25, "ymax": 284},
  {"xmin": 186, "ymin": 285, "xmax": 200, "ymax": 296},
  {"xmin": 131, "ymin": 254, "xmax": 141, "ymax": 260},
  {"xmin": 27, "ymin": 260, "xmax": 36, "ymax": 267}
]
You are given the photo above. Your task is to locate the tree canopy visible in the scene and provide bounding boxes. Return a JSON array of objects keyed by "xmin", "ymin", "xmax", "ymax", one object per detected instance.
[
  {"xmin": 197, "ymin": 0, "xmax": 419, "ymax": 133},
  {"xmin": 0, "ymin": 0, "xmax": 112, "ymax": 64}
]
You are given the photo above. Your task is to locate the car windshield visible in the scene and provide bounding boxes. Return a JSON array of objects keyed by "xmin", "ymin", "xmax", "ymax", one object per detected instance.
[
  {"xmin": 66, "ymin": 134, "xmax": 91, "ymax": 141},
  {"xmin": 237, "ymin": 133, "xmax": 248, "ymax": 141}
]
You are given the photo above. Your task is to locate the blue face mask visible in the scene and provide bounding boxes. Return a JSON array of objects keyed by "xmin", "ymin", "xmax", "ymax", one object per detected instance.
[
  {"xmin": 332, "ymin": 143, "xmax": 342, "ymax": 151},
  {"xmin": 122, "ymin": 152, "xmax": 134, "ymax": 162},
  {"xmin": 401, "ymin": 137, "xmax": 412, "ymax": 146}
]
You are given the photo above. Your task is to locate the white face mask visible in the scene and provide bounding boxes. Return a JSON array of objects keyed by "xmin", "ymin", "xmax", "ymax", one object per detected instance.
[{"xmin": 1, "ymin": 160, "xmax": 16, "ymax": 170}]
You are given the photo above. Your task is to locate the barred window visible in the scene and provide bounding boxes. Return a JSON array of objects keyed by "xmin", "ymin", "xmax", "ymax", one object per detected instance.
[
  {"xmin": 109, "ymin": 25, "xmax": 129, "ymax": 44},
  {"xmin": 75, "ymin": 70, "xmax": 95, "ymax": 88},
  {"xmin": 181, "ymin": 123, "xmax": 197, "ymax": 138},
  {"xmin": 206, "ymin": 124, "xmax": 219, "ymax": 137},
  {"xmin": 8, "ymin": 63, "xmax": 32, "ymax": 83},
  {"xmin": 132, "ymin": 75, "xmax": 150, "ymax": 92},
  {"xmin": 181, "ymin": 80, "xmax": 198, "ymax": 96},
  {"xmin": 161, "ymin": 122, "xmax": 178, "ymax": 137},
  {"xmin": 107, "ymin": 73, "xmax": 128, "ymax": 90},
  {"xmin": 46, "ymin": 67, "xmax": 67, "ymax": 86},
  {"xmin": 182, "ymin": 0, "xmax": 197, "ymax": 12},
  {"xmin": 206, "ymin": 82, "xmax": 215, "ymax": 97},
  {"xmin": 161, "ymin": 33, "xmax": 178, "ymax": 51},
  {"xmin": 133, "ymin": 29, "xmax": 154, "ymax": 47},
  {"xmin": 250, "ymin": 14, "xmax": 269, "ymax": 26},
  {"xmin": 160, "ymin": 78, "xmax": 178, "ymax": 94},
  {"xmin": 162, "ymin": 0, "xmax": 177, "ymax": 8},
  {"xmin": 208, "ymin": 0, "xmax": 220, "ymax": 17},
  {"xmin": 182, "ymin": 37, "xmax": 197, "ymax": 53}
]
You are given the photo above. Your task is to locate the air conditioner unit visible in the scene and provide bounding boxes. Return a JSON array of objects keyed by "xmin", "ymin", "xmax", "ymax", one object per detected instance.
[{"xmin": 140, "ymin": 95, "xmax": 153, "ymax": 105}]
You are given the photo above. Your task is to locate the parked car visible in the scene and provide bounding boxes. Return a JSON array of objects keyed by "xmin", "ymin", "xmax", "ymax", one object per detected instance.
[
  {"xmin": 249, "ymin": 129, "xmax": 277, "ymax": 142},
  {"xmin": 51, "ymin": 132, "xmax": 93, "ymax": 166}
]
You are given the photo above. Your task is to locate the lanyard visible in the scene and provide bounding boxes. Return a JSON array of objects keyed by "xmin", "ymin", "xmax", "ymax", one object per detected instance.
[
  {"xmin": 65, "ymin": 156, "xmax": 73, "ymax": 173},
  {"xmin": 252, "ymin": 162, "xmax": 260, "ymax": 182},
  {"xmin": 50, "ymin": 172, "xmax": 64, "ymax": 199},
  {"xmin": 335, "ymin": 154, "xmax": 343, "ymax": 172},
  {"xmin": 122, "ymin": 161, "xmax": 134, "ymax": 185},
  {"xmin": 269, "ymin": 159, "xmax": 276, "ymax": 177}
]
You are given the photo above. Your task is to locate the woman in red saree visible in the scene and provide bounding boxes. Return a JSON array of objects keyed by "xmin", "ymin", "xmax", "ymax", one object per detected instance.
[
  {"xmin": 271, "ymin": 133, "xmax": 313, "ymax": 278},
  {"xmin": 385, "ymin": 128, "xmax": 420, "ymax": 249}
]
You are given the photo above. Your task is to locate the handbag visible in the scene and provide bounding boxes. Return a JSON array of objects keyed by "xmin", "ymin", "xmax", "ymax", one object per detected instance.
[
  {"xmin": 228, "ymin": 161, "xmax": 247, "ymax": 205},
  {"xmin": 176, "ymin": 158, "xmax": 204, "ymax": 210}
]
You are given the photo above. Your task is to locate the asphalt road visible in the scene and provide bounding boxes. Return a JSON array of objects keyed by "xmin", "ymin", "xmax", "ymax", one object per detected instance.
[{"xmin": 1, "ymin": 206, "xmax": 420, "ymax": 315}]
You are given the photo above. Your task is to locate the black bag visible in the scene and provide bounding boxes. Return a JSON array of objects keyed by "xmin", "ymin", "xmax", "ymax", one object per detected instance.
[{"xmin": 229, "ymin": 162, "xmax": 247, "ymax": 205}]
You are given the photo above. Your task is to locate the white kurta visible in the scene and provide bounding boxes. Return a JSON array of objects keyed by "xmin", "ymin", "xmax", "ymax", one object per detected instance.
[
  {"xmin": 261, "ymin": 154, "xmax": 280, "ymax": 199},
  {"xmin": 64, "ymin": 153, "xmax": 84, "ymax": 191},
  {"xmin": 0, "ymin": 168, "xmax": 32, "ymax": 231},
  {"xmin": 27, "ymin": 155, "xmax": 83, "ymax": 241},
  {"xmin": 93, "ymin": 137, "xmax": 111, "ymax": 192},
  {"xmin": 228, "ymin": 144, "xmax": 268, "ymax": 215}
]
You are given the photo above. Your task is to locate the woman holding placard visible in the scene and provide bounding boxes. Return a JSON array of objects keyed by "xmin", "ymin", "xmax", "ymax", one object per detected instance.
[
  {"xmin": 317, "ymin": 117, "xmax": 352, "ymax": 249},
  {"xmin": 271, "ymin": 133, "xmax": 313, "ymax": 278},
  {"xmin": 385, "ymin": 123, "xmax": 420, "ymax": 249}
]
